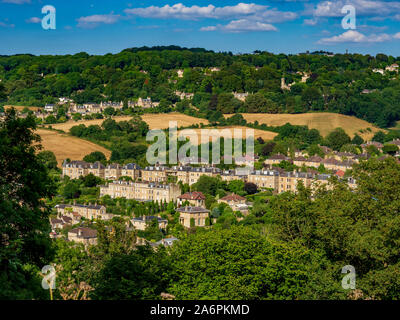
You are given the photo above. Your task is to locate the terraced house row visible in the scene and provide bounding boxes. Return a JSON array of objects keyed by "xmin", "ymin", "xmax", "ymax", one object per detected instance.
[
  {"xmin": 63, "ymin": 159, "xmax": 357, "ymax": 200},
  {"xmin": 100, "ymin": 181, "xmax": 181, "ymax": 202},
  {"xmin": 62, "ymin": 161, "xmax": 141, "ymax": 180},
  {"xmin": 248, "ymin": 169, "xmax": 357, "ymax": 193},
  {"xmin": 62, "ymin": 160, "xmax": 238, "ymax": 185}
]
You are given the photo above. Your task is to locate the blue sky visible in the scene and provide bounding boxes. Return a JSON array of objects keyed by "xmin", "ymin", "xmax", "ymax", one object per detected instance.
[{"xmin": 1, "ymin": 0, "xmax": 400, "ymax": 56}]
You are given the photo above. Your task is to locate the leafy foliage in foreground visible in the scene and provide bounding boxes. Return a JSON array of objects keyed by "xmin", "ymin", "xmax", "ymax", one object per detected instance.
[{"xmin": 0, "ymin": 109, "xmax": 55, "ymax": 299}]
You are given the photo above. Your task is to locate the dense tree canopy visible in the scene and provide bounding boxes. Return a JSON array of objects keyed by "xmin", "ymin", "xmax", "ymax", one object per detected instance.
[
  {"xmin": 1, "ymin": 47, "xmax": 400, "ymax": 127},
  {"xmin": 0, "ymin": 109, "xmax": 55, "ymax": 299}
]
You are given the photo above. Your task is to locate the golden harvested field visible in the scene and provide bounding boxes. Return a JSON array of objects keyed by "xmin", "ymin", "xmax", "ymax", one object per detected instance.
[
  {"xmin": 141, "ymin": 113, "xmax": 209, "ymax": 129},
  {"xmin": 177, "ymin": 126, "xmax": 277, "ymax": 144},
  {"xmin": 229, "ymin": 113, "xmax": 384, "ymax": 140},
  {"xmin": 46, "ymin": 116, "xmax": 134, "ymax": 132},
  {"xmin": 46, "ymin": 113, "xmax": 208, "ymax": 132},
  {"xmin": 5, "ymin": 105, "xmax": 41, "ymax": 112},
  {"xmin": 36, "ymin": 129, "xmax": 111, "ymax": 167}
]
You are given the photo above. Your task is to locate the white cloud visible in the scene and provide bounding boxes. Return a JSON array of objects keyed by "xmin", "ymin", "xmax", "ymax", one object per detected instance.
[
  {"xmin": 308, "ymin": 0, "xmax": 400, "ymax": 18},
  {"xmin": 2, "ymin": 0, "xmax": 30, "ymax": 4},
  {"xmin": 124, "ymin": 3, "xmax": 297, "ymax": 23},
  {"xmin": 77, "ymin": 13, "xmax": 121, "ymax": 28},
  {"xmin": 394, "ymin": 32, "xmax": 400, "ymax": 39},
  {"xmin": 201, "ymin": 19, "xmax": 277, "ymax": 33},
  {"xmin": 0, "ymin": 21, "xmax": 15, "ymax": 28},
  {"xmin": 200, "ymin": 26, "xmax": 218, "ymax": 31},
  {"xmin": 318, "ymin": 30, "xmax": 392, "ymax": 43},
  {"xmin": 303, "ymin": 18, "xmax": 318, "ymax": 25},
  {"xmin": 125, "ymin": 3, "xmax": 261, "ymax": 20},
  {"xmin": 25, "ymin": 17, "xmax": 41, "ymax": 24}
]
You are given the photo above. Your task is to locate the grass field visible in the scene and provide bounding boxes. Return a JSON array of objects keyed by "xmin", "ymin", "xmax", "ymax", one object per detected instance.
[
  {"xmin": 36, "ymin": 129, "xmax": 111, "ymax": 167},
  {"xmin": 177, "ymin": 126, "xmax": 277, "ymax": 144},
  {"xmin": 5, "ymin": 105, "xmax": 41, "ymax": 112},
  {"xmin": 141, "ymin": 113, "xmax": 209, "ymax": 129},
  {"xmin": 229, "ymin": 113, "xmax": 384, "ymax": 140},
  {"xmin": 46, "ymin": 113, "xmax": 209, "ymax": 132},
  {"xmin": 46, "ymin": 116, "xmax": 134, "ymax": 132}
]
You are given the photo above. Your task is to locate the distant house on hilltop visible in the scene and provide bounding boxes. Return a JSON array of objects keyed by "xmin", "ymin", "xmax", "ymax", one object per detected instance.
[{"xmin": 44, "ymin": 104, "xmax": 55, "ymax": 112}]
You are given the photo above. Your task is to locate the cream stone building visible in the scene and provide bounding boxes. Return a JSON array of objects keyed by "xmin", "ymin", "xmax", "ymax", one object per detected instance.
[
  {"xmin": 121, "ymin": 163, "xmax": 141, "ymax": 181},
  {"xmin": 55, "ymin": 203, "xmax": 113, "ymax": 220},
  {"xmin": 264, "ymin": 154, "xmax": 290, "ymax": 166},
  {"xmin": 130, "ymin": 215, "xmax": 168, "ymax": 231},
  {"xmin": 177, "ymin": 206, "xmax": 210, "ymax": 228},
  {"xmin": 175, "ymin": 91, "xmax": 194, "ymax": 100},
  {"xmin": 174, "ymin": 166, "xmax": 192, "ymax": 185},
  {"xmin": 188, "ymin": 167, "xmax": 222, "ymax": 185},
  {"xmin": 100, "ymin": 181, "xmax": 181, "ymax": 202},
  {"xmin": 87, "ymin": 161, "xmax": 106, "ymax": 178},
  {"xmin": 62, "ymin": 160, "xmax": 90, "ymax": 179},
  {"xmin": 177, "ymin": 191, "xmax": 206, "ymax": 207},
  {"xmin": 135, "ymin": 97, "xmax": 159, "ymax": 108},
  {"xmin": 219, "ymin": 169, "xmax": 246, "ymax": 182},
  {"xmin": 277, "ymin": 172, "xmax": 315, "ymax": 193},
  {"xmin": 68, "ymin": 227, "xmax": 98, "ymax": 245},
  {"xmin": 141, "ymin": 166, "xmax": 170, "ymax": 183},
  {"xmin": 105, "ymin": 163, "xmax": 123, "ymax": 180},
  {"xmin": 248, "ymin": 170, "xmax": 279, "ymax": 189},
  {"xmin": 218, "ymin": 193, "xmax": 247, "ymax": 210},
  {"xmin": 232, "ymin": 92, "xmax": 249, "ymax": 101}
]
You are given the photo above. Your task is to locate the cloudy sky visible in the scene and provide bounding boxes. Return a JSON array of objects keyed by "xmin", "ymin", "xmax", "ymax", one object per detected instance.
[{"xmin": 1, "ymin": 0, "xmax": 400, "ymax": 55}]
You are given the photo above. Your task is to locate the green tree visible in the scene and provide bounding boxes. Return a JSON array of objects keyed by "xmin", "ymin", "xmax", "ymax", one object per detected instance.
[
  {"xmin": 168, "ymin": 226, "xmax": 317, "ymax": 299},
  {"xmin": 90, "ymin": 246, "xmax": 171, "ymax": 300},
  {"xmin": 45, "ymin": 115, "xmax": 57, "ymax": 124},
  {"xmin": 0, "ymin": 82, "xmax": 7, "ymax": 101},
  {"xmin": 351, "ymin": 134, "xmax": 364, "ymax": 145},
  {"xmin": 382, "ymin": 144, "xmax": 398, "ymax": 156},
  {"xmin": 0, "ymin": 109, "xmax": 55, "ymax": 299},
  {"xmin": 37, "ymin": 150, "xmax": 58, "ymax": 170},
  {"xmin": 325, "ymin": 128, "xmax": 351, "ymax": 151},
  {"xmin": 372, "ymin": 131, "xmax": 386, "ymax": 143},
  {"xmin": 244, "ymin": 182, "xmax": 258, "ymax": 195},
  {"xmin": 83, "ymin": 151, "xmax": 107, "ymax": 163},
  {"xmin": 62, "ymin": 181, "xmax": 81, "ymax": 199},
  {"xmin": 307, "ymin": 144, "xmax": 324, "ymax": 157}
]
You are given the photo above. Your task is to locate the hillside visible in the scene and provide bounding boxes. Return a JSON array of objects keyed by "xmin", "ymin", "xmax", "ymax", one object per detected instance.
[
  {"xmin": 141, "ymin": 113, "xmax": 209, "ymax": 129},
  {"xmin": 1, "ymin": 48, "xmax": 400, "ymax": 128},
  {"xmin": 46, "ymin": 113, "xmax": 208, "ymax": 132},
  {"xmin": 4, "ymin": 105, "xmax": 41, "ymax": 112},
  {"xmin": 232, "ymin": 113, "xmax": 384, "ymax": 140},
  {"xmin": 45, "ymin": 116, "xmax": 134, "ymax": 132},
  {"xmin": 36, "ymin": 129, "xmax": 111, "ymax": 167},
  {"xmin": 177, "ymin": 126, "xmax": 277, "ymax": 144}
]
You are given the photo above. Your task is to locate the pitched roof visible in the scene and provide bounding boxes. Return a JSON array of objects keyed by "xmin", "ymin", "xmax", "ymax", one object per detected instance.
[
  {"xmin": 361, "ymin": 141, "xmax": 383, "ymax": 148},
  {"xmin": 131, "ymin": 215, "xmax": 167, "ymax": 223},
  {"xmin": 268, "ymin": 154, "xmax": 288, "ymax": 160},
  {"xmin": 308, "ymin": 156, "xmax": 323, "ymax": 162},
  {"xmin": 322, "ymin": 158, "xmax": 340, "ymax": 165},
  {"xmin": 335, "ymin": 170, "xmax": 345, "ymax": 177},
  {"xmin": 319, "ymin": 146, "xmax": 332, "ymax": 154},
  {"xmin": 176, "ymin": 206, "xmax": 210, "ymax": 213},
  {"xmin": 389, "ymin": 139, "xmax": 400, "ymax": 146},
  {"xmin": 69, "ymin": 227, "xmax": 97, "ymax": 239},
  {"xmin": 178, "ymin": 191, "xmax": 206, "ymax": 201},
  {"xmin": 55, "ymin": 203, "xmax": 105, "ymax": 210},
  {"xmin": 220, "ymin": 193, "xmax": 246, "ymax": 202}
]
